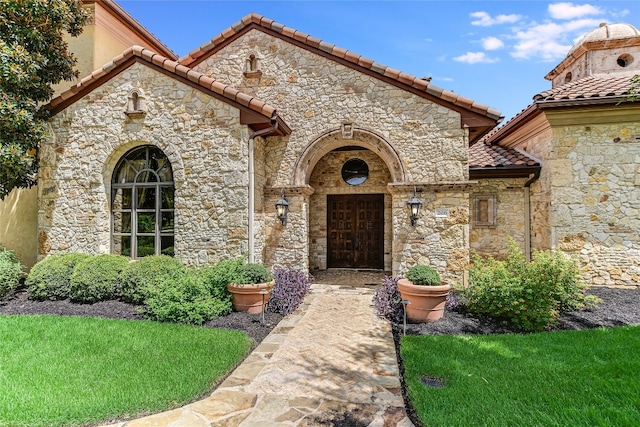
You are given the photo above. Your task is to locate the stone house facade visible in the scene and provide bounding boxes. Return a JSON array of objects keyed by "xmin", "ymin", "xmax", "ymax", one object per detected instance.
[
  {"xmin": 474, "ymin": 23, "xmax": 640, "ymax": 287},
  {"xmin": 1, "ymin": 1, "xmax": 638, "ymax": 288}
]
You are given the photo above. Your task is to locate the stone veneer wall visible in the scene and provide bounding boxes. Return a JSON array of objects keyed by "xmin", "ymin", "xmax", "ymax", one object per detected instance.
[
  {"xmin": 509, "ymin": 126, "xmax": 553, "ymax": 251},
  {"xmin": 193, "ymin": 30, "xmax": 471, "ymax": 278},
  {"xmin": 390, "ymin": 185, "xmax": 471, "ymax": 287},
  {"xmin": 308, "ymin": 149, "xmax": 393, "ymax": 271},
  {"xmin": 41, "ymin": 62, "xmax": 251, "ymax": 266},
  {"xmin": 469, "ymin": 178, "xmax": 528, "ymax": 257},
  {"xmin": 549, "ymin": 120, "xmax": 640, "ymax": 287}
]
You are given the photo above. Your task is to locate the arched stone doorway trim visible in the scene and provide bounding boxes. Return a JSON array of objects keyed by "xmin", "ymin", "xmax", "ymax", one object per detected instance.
[{"xmin": 293, "ymin": 127, "xmax": 406, "ymax": 186}]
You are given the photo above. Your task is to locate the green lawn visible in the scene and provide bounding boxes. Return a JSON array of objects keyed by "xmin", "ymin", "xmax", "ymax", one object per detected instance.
[
  {"xmin": 0, "ymin": 315, "xmax": 251, "ymax": 427},
  {"xmin": 402, "ymin": 326, "xmax": 640, "ymax": 427}
]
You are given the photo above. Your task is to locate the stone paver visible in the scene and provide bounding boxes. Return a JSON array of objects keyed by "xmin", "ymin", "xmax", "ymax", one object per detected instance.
[{"xmin": 101, "ymin": 278, "xmax": 413, "ymax": 427}]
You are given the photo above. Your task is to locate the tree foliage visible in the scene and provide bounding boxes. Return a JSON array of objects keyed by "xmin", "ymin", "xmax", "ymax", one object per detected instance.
[
  {"xmin": 626, "ymin": 74, "xmax": 640, "ymax": 103},
  {"xmin": 0, "ymin": 0, "xmax": 88, "ymax": 199}
]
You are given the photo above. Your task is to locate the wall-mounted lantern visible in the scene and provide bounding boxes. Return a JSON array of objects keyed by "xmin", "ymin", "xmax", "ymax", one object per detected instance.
[
  {"xmin": 407, "ymin": 186, "xmax": 423, "ymax": 226},
  {"xmin": 275, "ymin": 188, "xmax": 289, "ymax": 225}
]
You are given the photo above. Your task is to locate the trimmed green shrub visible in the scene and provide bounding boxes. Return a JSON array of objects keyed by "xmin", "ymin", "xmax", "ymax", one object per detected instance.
[
  {"xmin": 236, "ymin": 263, "xmax": 272, "ymax": 284},
  {"xmin": 0, "ymin": 246, "xmax": 21, "ymax": 299},
  {"xmin": 528, "ymin": 249, "xmax": 599, "ymax": 311},
  {"xmin": 69, "ymin": 254, "xmax": 129, "ymax": 303},
  {"xmin": 405, "ymin": 265, "xmax": 441, "ymax": 286},
  {"xmin": 26, "ymin": 253, "xmax": 91, "ymax": 301},
  {"xmin": 120, "ymin": 255, "xmax": 186, "ymax": 304},
  {"xmin": 144, "ymin": 270, "xmax": 232, "ymax": 324},
  {"xmin": 200, "ymin": 258, "xmax": 244, "ymax": 300},
  {"xmin": 464, "ymin": 241, "xmax": 598, "ymax": 332}
]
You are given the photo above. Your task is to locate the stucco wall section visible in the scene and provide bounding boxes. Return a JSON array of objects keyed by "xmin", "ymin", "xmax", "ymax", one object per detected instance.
[
  {"xmin": 469, "ymin": 178, "xmax": 528, "ymax": 257},
  {"xmin": 0, "ymin": 187, "xmax": 38, "ymax": 270},
  {"xmin": 41, "ymin": 62, "xmax": 249, "ymax": 266}
]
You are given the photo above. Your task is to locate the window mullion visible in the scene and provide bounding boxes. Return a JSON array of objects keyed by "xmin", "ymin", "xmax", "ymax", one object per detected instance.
[{"xmin": 132, "ymin": 186, "xmax": 138, "ymax": 258}]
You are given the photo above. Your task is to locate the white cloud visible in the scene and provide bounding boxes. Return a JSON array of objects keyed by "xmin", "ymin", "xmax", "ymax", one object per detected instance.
[
  {"xmin": 548, "ymin": 2, "xmax": 602, "ymax": 20},
  {"xmin": 510, "ymin": 18, "xmax": 602, "ymax": 60},
  {"xmin": 471, "ymin": 11, "xmax": 522, "ymax": 27},
  {"xmin": 482, "ymin": 36, "xmax": 505, "ymax": 50},
  {"xmin": 453, "ymin": 52, "xmax": 498, "ymax": 64}
]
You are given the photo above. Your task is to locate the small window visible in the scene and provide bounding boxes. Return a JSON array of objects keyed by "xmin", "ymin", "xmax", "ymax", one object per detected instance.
[
  {"xmin": 564, "ymin": 72, "xmax": 572, "ymax": 83},
  {"xmin": 342, "ymin": 158, "xmax": 369, "ymax": 186},
  {"xmin": 473, "ymin": 194, "xmax": 497, "ymax": 227},
  {"xmin": 617, "ymin": 54, "xmax": 634, "ymax": 68}
]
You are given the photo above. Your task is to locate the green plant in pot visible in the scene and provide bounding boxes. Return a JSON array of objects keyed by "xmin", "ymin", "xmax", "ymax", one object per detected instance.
[
  {"xmin": 397, "ymin": 264, "xmax": 451, "ymax": 323},
  {"xmin": 226, "ymin": 262, "xmax": 274, "ymax": 314}
]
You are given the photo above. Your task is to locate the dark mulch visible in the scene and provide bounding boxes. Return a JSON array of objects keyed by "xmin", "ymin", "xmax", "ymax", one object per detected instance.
[
  {"xmin": 398, "ymin": 286, "xmax": 640, "ymax": 336},
  {"xmin": 0, "ymin": 290, "xmax": 284, "ymax": 347}
]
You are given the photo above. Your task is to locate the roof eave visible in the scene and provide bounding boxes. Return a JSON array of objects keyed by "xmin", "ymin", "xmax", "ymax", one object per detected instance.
[
  {"xmin": 469, "ymin": 165, "xmax": 542, "ymax": 179},
  {"xmin": 535, "ymin": 95, "xmax": 630, "ymax": 110},
  {"xmin": 180, "ymin": 15, "xmax": 502, "ymax": 130},
  {"xmin": 482, "ymin": 104, "xmax": 541, "ymax": 145},
  {"xmin": 88, "ymin": 0, "xmax": 177, "ymax": 60}
]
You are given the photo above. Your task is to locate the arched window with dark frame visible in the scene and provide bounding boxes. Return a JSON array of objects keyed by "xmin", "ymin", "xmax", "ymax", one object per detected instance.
[{"xmin": 111, "ymin": 145, "xmax": 175, "ymax": 258}]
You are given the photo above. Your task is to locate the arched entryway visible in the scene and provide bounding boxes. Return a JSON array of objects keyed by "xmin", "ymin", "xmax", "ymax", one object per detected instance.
[{"xmin": 302, "ymin": 128, "xmax": 400, "ymax": 271}]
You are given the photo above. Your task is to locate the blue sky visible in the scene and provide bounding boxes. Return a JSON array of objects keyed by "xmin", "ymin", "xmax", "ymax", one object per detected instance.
[{"xmin": 118, "ymin": 1, "xmax": 638, "ymax": 121}]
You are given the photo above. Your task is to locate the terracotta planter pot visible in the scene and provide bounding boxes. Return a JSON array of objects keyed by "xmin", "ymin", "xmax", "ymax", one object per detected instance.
[
  {"xmin": 227, "ymin": 281, "xmax": 273, "ymax": 314},
  {"xmin": 397, "ymin": 278, "xmax": 451, "ymax": 323}
]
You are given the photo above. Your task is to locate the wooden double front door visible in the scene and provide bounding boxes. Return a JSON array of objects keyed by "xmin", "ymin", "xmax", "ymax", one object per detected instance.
[{"xmin": 327, "ymin": 194, "xmax": 384, "ymax": 269}]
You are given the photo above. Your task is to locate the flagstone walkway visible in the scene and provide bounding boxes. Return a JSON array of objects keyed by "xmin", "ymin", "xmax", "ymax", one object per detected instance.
[{"xmin": 103, "ymin": 282, "xmax": 413, "ymax": 426}]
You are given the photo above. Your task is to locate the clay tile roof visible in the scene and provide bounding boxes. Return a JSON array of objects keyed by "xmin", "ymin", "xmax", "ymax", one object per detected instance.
[
  {"xmin": 178, "ymin": 13, "xmax": 501, "ymax": 122},
  {"xmin": 45, "ymin": 46, "xmax": 289, "ymax": 135},
  {"xmin": 534, "ymin": 75, "xmax": 634, "ymax": 101},
  {"xmin": 469, "ymin": 143, "xmax": 541, "ymax": 176}
]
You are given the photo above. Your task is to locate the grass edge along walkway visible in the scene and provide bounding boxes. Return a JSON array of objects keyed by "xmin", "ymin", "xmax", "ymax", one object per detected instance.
[
  {"xmin": 0, "ymin": 314, "xmax": 251, "ymax": 427},
  {"xmin": 402, "ymin": 325, "xmax": 640, "ymax": 427}
]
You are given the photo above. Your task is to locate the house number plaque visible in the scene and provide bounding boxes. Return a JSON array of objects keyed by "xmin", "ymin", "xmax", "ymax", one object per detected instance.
[{"xmin": 435, "ymin": 208, "xmax": 450, "ymax": 218}]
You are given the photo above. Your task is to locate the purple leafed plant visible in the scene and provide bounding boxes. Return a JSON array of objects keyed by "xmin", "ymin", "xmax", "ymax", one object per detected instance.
[
  {"xmin": 372, "ymin": 276, "xmax": 403, "ymax": 323},
  {"xmin": 268, "ymin": 268, "xmax": 314, "ymax": 315}
]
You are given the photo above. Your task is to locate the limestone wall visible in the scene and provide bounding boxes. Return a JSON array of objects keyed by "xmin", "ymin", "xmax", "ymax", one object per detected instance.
[
  {"xmin": 193, "ymin": 30, "xmax": 470, "ymax": 277},
  {"xmin": 390, "ymin": 185, "xmax": 470, "ymax": 287},
  {"xmin": 41, "ymin": 62, "xmax": 250, "ymax": 267},
  {"xmin": 469, "ymin": 178, "xmax": 529, "ymax": 257},
  {"xmin": 549, "ymin": 120, "xmax": 640, "ymax": 287},
  {"xmin": 191, "ymin": 31, "xmax": 468, "ymax": 186}
]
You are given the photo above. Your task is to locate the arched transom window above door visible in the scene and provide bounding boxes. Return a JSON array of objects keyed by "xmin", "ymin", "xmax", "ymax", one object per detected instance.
[{"xmin": 111, "ymin": 145, "xmax": 174, "ymax": 258}]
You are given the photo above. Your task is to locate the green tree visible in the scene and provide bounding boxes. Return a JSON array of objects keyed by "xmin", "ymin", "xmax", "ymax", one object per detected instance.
[
  {"xmin": 626, "ymin": 74, "xmax": 640, "ymax": 102},
  {"xmin": 0, "ymin": 0, "xmax": 88, "ymax": 199}
]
